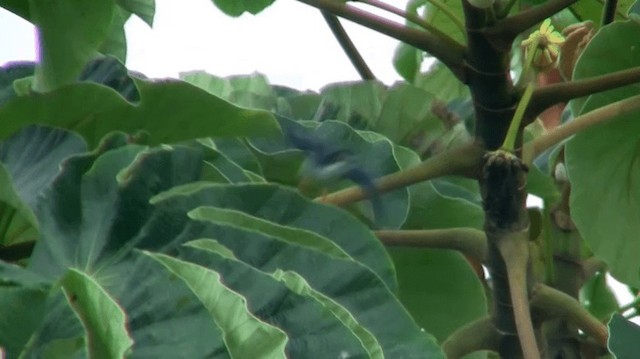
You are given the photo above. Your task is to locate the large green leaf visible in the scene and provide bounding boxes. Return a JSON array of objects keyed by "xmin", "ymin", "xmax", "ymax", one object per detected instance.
[
  {"xmin": 608, "ymin": 314, "xmax": 640, "ymax": 358},
  {"xmin": 565, "ymin": 20, "xmax": 640, "ymax": 287},
  {"xmin": 178, "ymin": 239, "xmax": 380, "ymax": 358},
  {"xmin": 0, "ymin": 78, "xmax": 281, "ymax": 148},
  {"xmin": 415, "ymin": 62, "xmax": 470, "ymax": 103},
  {"xmin": 99, "ymin": 7, "xmax": 129, "ymax": 63},
  {"xmin": 5, "ymin": 138, "xmax": 443, "ymax": 357},
  {"xmin": 60, "ymin": 269, "xmax": 133, "ymax": 359},
  {"xmin": 393, "ymin": 43, "xmax": 423, "ymax": 83},
  {"xmin": 144, "ymin": 183, "xmax": 443, "ymax": 357},
  {"xmin": 0, "ymin": 61, "xmax": 35, "ymax": 106},
  {"xmin": 30, "ymin": 0, "xmax": 115, "ymax": 91},
  {"xmin": 148, "ymin": 252, "xmax": 289, "ymax": 359}
]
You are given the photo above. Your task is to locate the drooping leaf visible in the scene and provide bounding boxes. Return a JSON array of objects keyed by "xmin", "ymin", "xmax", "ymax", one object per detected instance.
[
  {"xmin": 608, "ymin": 314, "xmax": 640, "ymax": 358},
  {"xmin": 117, "ymin": 0, "xmax": 155, "ymax": 26},
  {"xmin": 30, "ymin": 0, "xmax": 115, "ymax": 91},
  {"xmin": 177, "ymin": 240, "xmax": 378, "ymax": 358},
  {"xmin": 60, "ymin": 269, "xmax": 134, "ymax": 359},
  {"xmin": 148, "ymin": 252, "xmax": 289, "ymax": 359},
  {"xmin": 209, "ymin": 0, "xmax": 276, "ymax": 17},
  {"xmin": 143, "ymin": 184, "xmax": 443, "ymax": 358},
  {"xmin": 566, "ymin": 20, "xmax": 640, "ymax": 287},
  {"xmin": 0, "ymin": 78, "xmax": 281, "ymax": 148}
]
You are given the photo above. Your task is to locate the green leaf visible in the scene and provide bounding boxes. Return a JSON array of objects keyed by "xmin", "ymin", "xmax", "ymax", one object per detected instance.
[
  {"xmin": 117, "ymin": 0, "xmax": 155, "ymax": 26},
  {"xmin": 272, "ymin": 269, "xmax": 384, "ymax": 359},
  {"xmin": 580, "ymin": 272, "xmax": 619, "ymax": 321},
  {"xmin": 566, "ymin": 21, "xmax": 640, "ymax": 287},
  {"xmin": 608, "ymin": 314, "xmax": 640, "ymax": 358},
  {"xmin": 0, "ymin": 0, "xmax": 30, "ymax": 19},
  {"xmin": 99, "ymin": 7, "xmax": 129, "ymax": 63},
  {"xmin": 178, "ymin": 240, "xmax": 379, "ymax": 358},
  {"xmin": 0, "ymin": 78, "xmax": 281, "ymax": 148},
  {"xmin": 30, "ymin": 0, "xmax": 115, "ymax": 91},
  {"xmin": 189, "ymin": 206, "xmax": 353, "ymax": 260},
  {"xmin": 181, "ymin": 71, "xmax": 279, "ymax": 111},
  {"xmin": 0, "ymin": 262, "xmax": 49, "ymax": 356},
  {"xmin": 60, "ymin": 269, "xmax": 133, "ymax": 359},
  {"xmin": 210, "ymin": 0, "xmax": 276, "ymax": 17},
  {"xmin": 415, "ymin": 62, "xmax": 470, "ymax": 102},
  {"xmin": 0, "ymin": 163, "xmax": 39, "ymax": 245},
  {"xmin": 408, "ymin": 0, "xmax": 466, "ymax": 44},
  {"xmin": 393, "ymin": 43, "xmax": 422, "ymax": 83},
  {"xmin": 148, "ymin": 252, "xmax": 289, "ymax": 359},
  {"xmin": 316, "ymin": 81, "xmax": 386, "ymax": 129},
  {"xmin": 148, "ymin": 183, "xmax": 444, "ymax": 357}
]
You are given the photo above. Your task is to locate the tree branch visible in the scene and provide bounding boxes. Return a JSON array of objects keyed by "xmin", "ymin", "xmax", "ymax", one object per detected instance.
[
  {"xmin": 490, "ymin": 0, "xmax": 578, "ymax": 46},
  {"xmin": 321, "ymin": 12, "xmax": 376, "ymax": 80},
  {"xmin": 442, "ymin": 316, "xmax": 500, "ymax": 359},
  {"xmin": 355, "ymin": 0, "xmax": 459, "ymax": 46},
  {"xmin": 375, "ymin": 228, "xmax": 487, "ymax": 262},
  {"xmin": 531, "ymin": 283, "xmax": 609, "ymax": 348},
  {"xmin": 316, "ymin": 142, "xmax": 485, "ymax": 206},
  {"xmin": 296, "ymin": 0, "xmax": 467, "ymax": 80},
  {"xmin": 526, "ymin": 66, "xmax": 640, "ymax": 120},
  {"xmin": 523, "ymin": 94, "xmax": 640, "ymax": 164}
]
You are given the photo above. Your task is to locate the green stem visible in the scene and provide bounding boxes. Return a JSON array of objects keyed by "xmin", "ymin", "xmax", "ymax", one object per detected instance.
[
  {"xmin": 497, "ymin": 230, "xmax": 541, "ymax": 359},
  {"xmin": 442, "ymin": 316, "xmax": 500, "ymax": 358},
  {"xmin": 321, "ymin": 11, "xmax": 376, "ymax": 80},
  {"xmin": 531, "ymin": 283, "xmax": 609, "ymax": 347},
  {"xmin": 501, "ymin": 83, "xmax": 534, "ymax": 152},
  {"xmin": 295, "ymin": 0, "xmax": 467, "ymax": 80},
  {"xmin": 355, "ymin": 0, "xmax": 461, "ymax": 47},
  {"xmin": 523, "ymin": 94, "xmax": 640, "ymax": 165},
  {"xmin": 375, "ymin": 228, "xmax": 488, "ymax": 262},
  {"xmin": 316, "ymin": 142, "xmax": 484, "ymax": 206}
]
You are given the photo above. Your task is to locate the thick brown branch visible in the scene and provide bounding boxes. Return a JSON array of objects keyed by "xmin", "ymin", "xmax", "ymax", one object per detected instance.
[
  {"xmin": 531, "ymin": 283, "xmax": 609, "ymax": 348},
  {"xmin": 321, "ymin": 12, "xmax": 376, "ymax": 80},
  {"xmin": 442, "ymin": 316, "xmax": 500, "ymax": 359},
  {"xmin": 375, "ymin": 228, "xmax": 487, "ymax": 262},
  {"xmin": 316, "ymin": 142, "xmax": 484, "ymax": 206},
  {"xmin": 296, "ymin": 0, "xmax": 466, "ymax": 80},
  {"xmin": 490, "ymin": 0, "xmax": 578, "ymax": 46},
  {"xmin": 526, "ymin": 66, "xmax": 640, "ymax": 119}
]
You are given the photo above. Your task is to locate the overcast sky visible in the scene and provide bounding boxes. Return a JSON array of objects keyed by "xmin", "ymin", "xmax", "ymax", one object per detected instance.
[{"xmin": 1, "ymin": 0, "xmax": 407, "ymax": 91}]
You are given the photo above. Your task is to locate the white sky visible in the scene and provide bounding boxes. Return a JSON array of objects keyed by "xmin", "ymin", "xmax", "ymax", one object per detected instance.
[
  {"xmin": 1, "ymin": 0, "xmax": 407, "ymax": 91},
  {"xmin": 0, "ymin": 0, "xmax": 637, "ymax": 317}
]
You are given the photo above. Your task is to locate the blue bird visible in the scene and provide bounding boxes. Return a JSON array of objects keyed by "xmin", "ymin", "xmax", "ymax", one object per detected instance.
[{"xmin": 283, "ymin": 125, "xmax": 385, "ymax": 227}]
